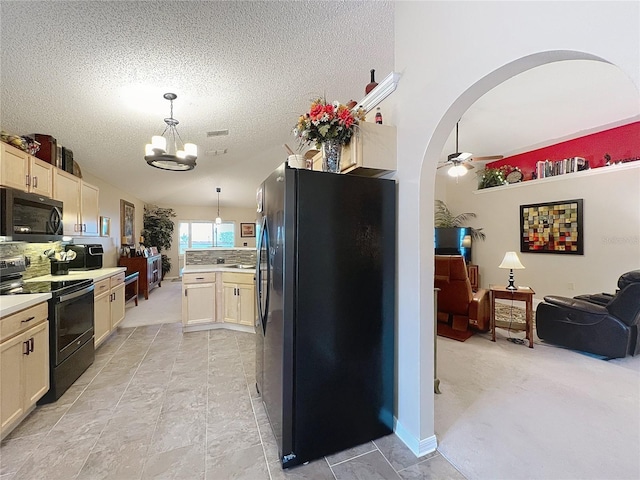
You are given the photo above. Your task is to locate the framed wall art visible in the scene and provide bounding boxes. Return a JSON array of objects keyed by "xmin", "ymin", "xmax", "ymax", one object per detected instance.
[
  {"xmin": 120, "ymin": 200, "xmax": 135, "ymax": 246},
  {"xmin": 240, "ymin": 223, "xmax": 256, "ymax": 238},
  {"xmin": 520, "ymin": 198, "xmax": 583, "ymax": 255},
  {"xmin": 100, "ymin": 216, "xmax": 111, "ymax": 237}
]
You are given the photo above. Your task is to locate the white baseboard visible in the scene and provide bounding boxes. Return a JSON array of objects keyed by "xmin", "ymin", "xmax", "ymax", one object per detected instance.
[{"xmin": 394, "ymin": 418, "xmax": 438, "ymax": 457}]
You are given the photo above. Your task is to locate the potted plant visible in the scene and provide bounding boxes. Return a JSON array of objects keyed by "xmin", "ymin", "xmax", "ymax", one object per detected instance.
[
  {"xmin": 478, "ymin": 166, "xmax": 509, "ymax": 189},
  {"xmin": 434, "ymin": 200, "xmax": 485, "ymax": 241},
  {"xmin": 141, "ymin": 205, "xmax": 176, "ymax": 278}
]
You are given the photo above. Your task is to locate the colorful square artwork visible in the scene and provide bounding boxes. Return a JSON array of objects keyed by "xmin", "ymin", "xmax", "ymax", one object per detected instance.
[{"xmin": 520, "ymin": 199, "xmax": 583, "ymax": 254}]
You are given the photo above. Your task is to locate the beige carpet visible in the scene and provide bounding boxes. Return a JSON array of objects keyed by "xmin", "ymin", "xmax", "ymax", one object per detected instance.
[
  {"xmin": 119, "ymin": 280, "xmax": 182, "ymax": 328},
  {"xmin": 435, "ymin": 324, "xmax": 640, "ymax": 480}
]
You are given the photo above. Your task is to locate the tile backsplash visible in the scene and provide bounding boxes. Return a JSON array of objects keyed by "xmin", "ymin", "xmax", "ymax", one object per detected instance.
[
  {"xmin": 185, "ymin": 249, "xmax": 256, "ymax": 267},
  {"xmin": 0, "ymin": 242, "xmax": 63, "ymax": 279}
]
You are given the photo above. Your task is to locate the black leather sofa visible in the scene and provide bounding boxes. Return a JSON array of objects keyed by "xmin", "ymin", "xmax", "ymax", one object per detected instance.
[
  {"xmin": 574, "ymin": 270, "xmax": 640, "ymax": 306},
  {"xmin": 536, "ymin": 271, "xmax": 640, "ymax": 358}
]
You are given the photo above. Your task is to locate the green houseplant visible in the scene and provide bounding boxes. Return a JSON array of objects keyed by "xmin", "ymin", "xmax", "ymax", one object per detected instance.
[
  {"xmin": 434, "ymin": 199, "xmax": 485, "ymax": 241},
  {"xmin": 141, "ymin": 205, "xmax": 176, "ymax": 278}
]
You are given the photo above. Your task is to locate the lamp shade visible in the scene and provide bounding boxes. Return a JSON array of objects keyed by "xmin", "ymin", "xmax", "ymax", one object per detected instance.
[{"xmin": 499, "ymin": 251, "xmax": 525, "ymax": 270}]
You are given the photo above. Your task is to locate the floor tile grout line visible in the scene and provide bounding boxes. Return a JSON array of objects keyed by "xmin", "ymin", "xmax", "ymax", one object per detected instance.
[
  {"xmin": 139, "ymin": 323, "xmax": 183, "ymax": 479},
  {"xmin": 325, "ymin": 447, "xmax": 378, "ymax": 467},
  {"xmin": 233, "ymin": 331, "xmax": 274, "ymax": 480},
  {"xmin": 71, "ymin": 326, "xmax": 140, "ymax": 480},
  {"xmin": 75, "ymin": 325, "xmax": 166, "ymax": 480}
]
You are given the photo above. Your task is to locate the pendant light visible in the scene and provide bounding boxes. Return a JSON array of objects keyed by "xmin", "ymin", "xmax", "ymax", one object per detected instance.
[
  {"xmin": 144, "ymin": 93, "xmax": 198, "ymax": 171},
  {"xmin": 215, "ymin": 187, "xmax": 222, "ymax": 224}
]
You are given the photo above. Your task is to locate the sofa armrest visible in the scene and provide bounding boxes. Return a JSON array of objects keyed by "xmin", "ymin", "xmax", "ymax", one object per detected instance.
[
  {"xmin": 543, "ymin": 296, "xmax": 608, "ymax": 314},
  {"xmin": 469, "ymin": 289, "xmax": 490, "ymax": 331}
]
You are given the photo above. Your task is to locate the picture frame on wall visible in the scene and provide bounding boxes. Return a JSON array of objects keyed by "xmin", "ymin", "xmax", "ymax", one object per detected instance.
[
  {"xmin": 240, "ymin": 223, "xmax": 256, "ymax": 238},
  {"xmin": 100, "ymin": 216, "xmax": 110, "ymax": 237},
  {"xmin": 520, "ymin": 198, "xmax": 583, "ymax": 255},
  {"xmin": 120, "ymin": 200, "xmax": 135, "ymax": 246}
]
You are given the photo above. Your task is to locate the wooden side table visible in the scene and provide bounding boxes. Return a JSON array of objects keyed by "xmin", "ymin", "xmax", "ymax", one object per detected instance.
[{"xmin": 490, "ymin": 286, "xmax": 535, "ymax": 348}]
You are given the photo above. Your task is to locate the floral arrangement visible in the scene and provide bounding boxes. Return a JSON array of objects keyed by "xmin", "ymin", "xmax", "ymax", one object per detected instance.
[{"xmin": 293, "ymin": 99, "xmax": 365, "ymax": 148}]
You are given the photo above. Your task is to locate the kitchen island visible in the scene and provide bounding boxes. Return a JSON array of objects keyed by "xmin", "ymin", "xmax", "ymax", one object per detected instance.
[{"xmin": 182, "ymin": 264, "xmax": 256, "ymax": 333}]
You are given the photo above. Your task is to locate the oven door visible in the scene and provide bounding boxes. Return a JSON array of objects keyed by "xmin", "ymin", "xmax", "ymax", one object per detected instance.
[{"xmin": 52, "ymin": 285, "xmax": 95, "ymax": 366}]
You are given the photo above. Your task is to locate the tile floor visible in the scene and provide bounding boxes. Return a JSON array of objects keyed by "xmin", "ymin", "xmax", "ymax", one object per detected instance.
[{"xmin": 1, "ymin": 323, "xmax": 464, "ymax": 480}]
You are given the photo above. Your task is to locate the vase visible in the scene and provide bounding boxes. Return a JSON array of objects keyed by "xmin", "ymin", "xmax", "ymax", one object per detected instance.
[{"xmin": 321, "ymin": 140, "xmax": 342, "ymax": 173}]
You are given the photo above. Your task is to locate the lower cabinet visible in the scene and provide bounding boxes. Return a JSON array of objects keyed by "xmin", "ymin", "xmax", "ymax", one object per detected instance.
[
  {"xmin": 93, "ymin": 272, "xmax": 126, "ymax": 348},
  {"xmin": 0, "ymin": 302, "xmax": 49, "ymax": 440},
  {"xmin": 181, "ymin": 270, "xmax": 256, "ymax": 331},
  {"xmin": 182, "ymin": 272, "xmax": 216, "ymax": 328},
  {"xmin": 222, "ymin": 272, "xmax": 256, "ymax": 326}
]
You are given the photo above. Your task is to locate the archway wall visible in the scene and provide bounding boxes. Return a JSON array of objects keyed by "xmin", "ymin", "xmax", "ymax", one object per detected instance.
[{"xmin": 391, "ymin": 1, "xmax": 639, "ymax": 455}]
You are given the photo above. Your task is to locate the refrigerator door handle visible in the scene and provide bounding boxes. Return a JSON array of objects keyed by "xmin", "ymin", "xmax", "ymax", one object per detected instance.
[{"xmin": 256, "ymin": 215, "xmax": 270, "ymax": 335}]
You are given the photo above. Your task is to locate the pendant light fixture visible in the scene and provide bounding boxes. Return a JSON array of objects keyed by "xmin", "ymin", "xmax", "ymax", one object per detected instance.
[
  {"xmin": 215, "ymin": 187, "xmax": 222, "ymax": 224},
  {"xmin": 145, "ymin": 93, "xmax": 197, "ymax": 171}
]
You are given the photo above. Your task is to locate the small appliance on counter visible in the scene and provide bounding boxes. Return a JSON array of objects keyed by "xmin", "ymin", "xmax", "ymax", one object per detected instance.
[{"xmin": 65, "ymin": 244, "xmax": 103, "ymax": 270}]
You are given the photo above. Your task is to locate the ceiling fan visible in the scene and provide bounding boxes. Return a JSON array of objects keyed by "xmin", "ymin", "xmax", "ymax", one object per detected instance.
[{"xmin": 438, "ymin": 121, "xmax": 503, "ymax": 177}]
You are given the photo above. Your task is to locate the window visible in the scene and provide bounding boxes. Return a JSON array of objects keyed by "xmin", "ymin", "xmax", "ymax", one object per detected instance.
[{"xmin": 179, "ymin": 221, "xmax": 235, "ymax": 254}]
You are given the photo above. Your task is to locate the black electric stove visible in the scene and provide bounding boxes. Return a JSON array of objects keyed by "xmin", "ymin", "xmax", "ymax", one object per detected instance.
[
  {"xmin": 1, "ymin": 279, "xmax": 92, "ymax": 296},
  {"xmin": 0, "ymin": 255, "xmax": 95, "ymax": 404}
]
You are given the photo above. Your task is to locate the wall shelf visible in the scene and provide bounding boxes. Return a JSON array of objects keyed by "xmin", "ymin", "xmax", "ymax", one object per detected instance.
[{"xmin": 473, "ymin": 161, "xmax": 640, "ymax": 194}]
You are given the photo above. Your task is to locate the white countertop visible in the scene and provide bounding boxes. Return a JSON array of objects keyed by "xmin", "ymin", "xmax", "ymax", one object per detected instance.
[
  {"xmin": 183, "ymin": 265, "xmax": 256, "ymax": 274},
  {"xmin": 1, "ymin": 293, "xmax": 52, "ymax": 317},
  {"xmin": 27, "ymin": 267, "xmax": 127, "ymax": 283},
  {"xmin": 1, "ymin": 267, "xmax": 127, "ymax": 317}
]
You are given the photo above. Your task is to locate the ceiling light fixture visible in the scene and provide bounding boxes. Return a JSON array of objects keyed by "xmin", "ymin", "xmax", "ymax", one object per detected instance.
[
  {"xmin": 215, "ymin": 187, "xmax": 222, "ymax": 224},
  {"xmin": 447, "ymin": 163, "xmax": 468, "ymax": 177},
  {"xmin": 145, "ymin": 93, "xmax": 197, "ymax": 171}
]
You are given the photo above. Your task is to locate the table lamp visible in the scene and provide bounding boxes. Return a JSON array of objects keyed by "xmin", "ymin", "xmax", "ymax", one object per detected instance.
[{"xmin": 498, "ymin": 251, "xmax": 525, "ymax": 290}]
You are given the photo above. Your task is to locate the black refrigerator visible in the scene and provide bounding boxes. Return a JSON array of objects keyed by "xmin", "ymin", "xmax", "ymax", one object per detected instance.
[{"xmin": 255, "ymin": 163, "xmax": 396, "ymax": 469}]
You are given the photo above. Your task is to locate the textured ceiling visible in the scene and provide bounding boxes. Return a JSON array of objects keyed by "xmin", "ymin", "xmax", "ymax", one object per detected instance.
[
  {"xmin": 2, "ymin": 2, "xmax": 638, "ymax": 206},
  {"xmin": 1, "ymin": 1, "xmax": 394, "ymax": 208}
]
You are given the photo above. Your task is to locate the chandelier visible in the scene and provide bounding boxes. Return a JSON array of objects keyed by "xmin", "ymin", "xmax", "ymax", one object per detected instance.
[
  {"xmin": 144, "ymin": 93, "xmax": 197, "ymax": 171},
  {"xmin": 215, "ymin": 187, "xmax": 222, "ymax": 224}
]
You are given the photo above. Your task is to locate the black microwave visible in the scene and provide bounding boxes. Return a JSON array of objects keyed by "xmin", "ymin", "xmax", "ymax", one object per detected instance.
[{"xmin": 0, "ymin": 187, "xmax": 63, "ymax": 242}]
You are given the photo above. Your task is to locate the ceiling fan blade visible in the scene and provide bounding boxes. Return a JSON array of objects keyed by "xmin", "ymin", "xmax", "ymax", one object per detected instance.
[
  {"xmin": 437, "ymin": 162, "xmax": 451, "ymax": 169},
  {"xmin": 463, "ymin": 163, "xmax": 475, "ymax": 170},
  {"xmin": 471, "ymin": 155, "xmax": 504, "ymax": 161}
]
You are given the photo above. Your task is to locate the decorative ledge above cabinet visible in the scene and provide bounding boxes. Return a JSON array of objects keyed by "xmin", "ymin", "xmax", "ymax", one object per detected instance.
[{"xmin": 312, "ymin": 122, "xmax": 397, "ymax": 177}]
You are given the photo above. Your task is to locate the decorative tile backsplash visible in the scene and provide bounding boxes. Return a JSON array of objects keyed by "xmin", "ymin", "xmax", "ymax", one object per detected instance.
[
  {"xmin": 185, "ymin": 249, "xmax": 256, "ymax": 266},
  {"xmin": 0, "ymin": 242, "xmax": 63, "ymax": 279}
]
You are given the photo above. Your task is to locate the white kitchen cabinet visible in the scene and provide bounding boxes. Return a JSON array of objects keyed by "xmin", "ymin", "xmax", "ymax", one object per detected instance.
[
  {"xmin": 93, "ymin": 272, "xmax": 125, "ymax": 348},
  {"xmin": 0, "ymin": 142, "xmax": 54, "ymax": 197},
  {"xmin": 311, "ymin": 122, "xmax": 397, "ymax": 177},
  {"xmin": 222, "ymin": 272, "xmax": 255, "ymax": 326},
  {"xmin": 0, "ymin": 302, "xmax": 49, "ymax": 440},
  {"xmin": 53, "ymin": 169, "xmax": 99, "ymax": 236},
  {"xmin": 182, "ymin": 272, "xmax": 216, "ymax": 329}
]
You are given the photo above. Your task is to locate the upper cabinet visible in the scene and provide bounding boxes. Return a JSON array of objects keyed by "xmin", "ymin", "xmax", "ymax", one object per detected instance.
[
  {"xmin": 311, "ymin": 122, "xmax": 397, "ymax": 177},
  {"xmin": 0, "ymin": 142, "xmax": 53, "ymax": 197},
  {"xmin": 53, "ymin": 169, "xmax": 99, "ymax": 236}
]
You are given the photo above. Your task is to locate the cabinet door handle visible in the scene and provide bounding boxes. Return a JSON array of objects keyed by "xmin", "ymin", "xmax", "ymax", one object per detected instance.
[
  {"xmin": 23, "ymin": 340, "xmax": 30, "ymax": 355},
  {"xmin": 21, "ymin": 316, "xmax": 35, "ymax": 323},
  {"xmin": 83, "ymin": 224, "xmax": 87, "ymax": 232},
  {"xmin": 33, "ymin": 176, "xmax": 38, "ymax": 188},
  {"xmin": 29, "ymin": 337, "xmax": 34, "ymax": 353},
  {"xmin": 196, "ymin": 277, "xmax": 204, "ymax": 280},
  {"xmin": 185, "ymin": 289, "xmax": 188, "ymax": 297},
  {"xmin": 25, "ymin": 174, "xmax": 30, "ymax": 186}
]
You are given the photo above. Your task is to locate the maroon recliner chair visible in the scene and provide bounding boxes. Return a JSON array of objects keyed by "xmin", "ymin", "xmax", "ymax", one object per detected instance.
[{"xmin": 435, "ymin": 255, "xmax": 490, "ymax": 341}]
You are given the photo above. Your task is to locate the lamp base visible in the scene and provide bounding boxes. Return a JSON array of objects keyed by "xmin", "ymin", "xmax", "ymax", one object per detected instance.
[{"xmin": 506, "ymin": 269, "xmax": 517, "ymax": 290}]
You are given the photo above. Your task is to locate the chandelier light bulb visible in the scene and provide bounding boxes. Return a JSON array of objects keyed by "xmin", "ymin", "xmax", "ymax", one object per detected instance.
[
  {"xmin": 184, "ymin": 143, "xmax": 197, "ymax": 158},
  {"xmin": 151, "ymin": 135, "xmax": 166, "ymax": 153}
]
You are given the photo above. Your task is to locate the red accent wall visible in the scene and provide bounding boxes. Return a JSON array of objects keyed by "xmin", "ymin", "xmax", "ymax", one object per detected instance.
[{"xmin": 486, "ymin": 121, "xmax": 640, "ymax": 180}]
